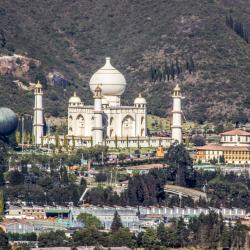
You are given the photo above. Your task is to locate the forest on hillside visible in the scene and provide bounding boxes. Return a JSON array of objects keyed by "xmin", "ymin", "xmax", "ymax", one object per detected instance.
[{"xmin": 0, "ymin": 0, "xmax": 250, "ymax": 123}]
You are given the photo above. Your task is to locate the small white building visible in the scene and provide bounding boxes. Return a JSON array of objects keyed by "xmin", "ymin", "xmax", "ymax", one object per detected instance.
[{"xmin": 220, "ymin": 129, "xmax": 250, "ymax": 146}]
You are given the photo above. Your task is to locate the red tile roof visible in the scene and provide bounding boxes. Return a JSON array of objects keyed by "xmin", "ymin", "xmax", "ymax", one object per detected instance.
[
  {"xmin": 220, "ymin": 129, "xmax": 250, "ymax": 136},
  {"xmin": 196, "ymin": 144, "xmax": 250, "ymax": 151}
]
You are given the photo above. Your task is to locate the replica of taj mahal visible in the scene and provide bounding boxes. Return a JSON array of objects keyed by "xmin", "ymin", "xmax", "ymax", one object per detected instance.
[{"xmin": 33, "ymin": 57, "xmax": 184, "ymax": 149}]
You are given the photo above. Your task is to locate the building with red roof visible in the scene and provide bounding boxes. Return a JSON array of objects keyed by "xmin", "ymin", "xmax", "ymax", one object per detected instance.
[
  {"xmin": 220, "ymin": 129, "xmax": 250, "ymax": 146},
  {"xmin": 195, "ymin": 129, "xmax": 250, "ymax": 164}
]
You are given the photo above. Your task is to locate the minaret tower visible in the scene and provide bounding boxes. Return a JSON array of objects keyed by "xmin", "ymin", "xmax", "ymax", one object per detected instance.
[
  {"xmin": 33, "ymin": 81, "xmax": 44, "ymax": 146},
  {"xmin": 92, "ymin": 86, "xmax": 103, "ymax": 145},
  {"xmin": 171, "ymin": 84, "xmax": 184, "ymax": 143}
]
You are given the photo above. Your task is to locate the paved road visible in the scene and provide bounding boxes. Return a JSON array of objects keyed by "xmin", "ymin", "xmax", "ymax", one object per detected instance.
[{"xmin": 164, "ymin": 184, "xmax": 207, "ymax": 201}]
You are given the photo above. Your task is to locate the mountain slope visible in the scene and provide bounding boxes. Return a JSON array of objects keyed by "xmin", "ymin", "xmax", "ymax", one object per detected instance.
[{"xmin": 0, "ymin": 0, "xmax": 250, "ymax": 123}]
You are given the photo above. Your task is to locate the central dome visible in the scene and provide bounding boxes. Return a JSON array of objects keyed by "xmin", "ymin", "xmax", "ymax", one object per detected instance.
[{"xmin": 89, "ymin": 57, "xmax": 126, "ymax": 96}]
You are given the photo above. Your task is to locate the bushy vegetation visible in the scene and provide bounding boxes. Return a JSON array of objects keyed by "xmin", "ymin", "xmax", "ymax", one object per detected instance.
[
  {"xmin": 0, "ymin": 1, "xmax": 250, "ymax": 121},
  {"xmin": 86, "ymin": 144, "xmax": 250, "ymax": 210}
]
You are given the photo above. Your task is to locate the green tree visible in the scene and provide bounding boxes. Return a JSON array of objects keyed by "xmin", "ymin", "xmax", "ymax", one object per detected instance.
[
  {"xmin": 232, "ymin": 221, "xmax": 248, "ymax": 250},
  {"xmin": 111, "ymin": 211, "xmax": 123, "ymax": 232},
  {"xmin": 0, "ymin": 229, "xmax": 10, "ymax": 250},
  {"xmin": 111, "ymin": 228, "xmax": 135, "ymax": 248},
  {"xmin": 8, "ymin": 170, "xmax": 24, "ymax": 185},
  {"xmin": 38, "ymin": 230, "xmax": 68, "ymax": 247},
  {"xmin": 72, "ymin": 227, "xmax": 105, "ymax": 246},
  {"xmin": 0, "ymin": 191, "xmax": 4, "ymax": 215},
  {"xmin": 157, "ymin": 222, "xmax": 169, "ymax": 246},
  {"xmin": 55, "ymin": 134, "xmax": 60, "ymax": 149},
  {"xmin": 221, "ymin": 226, "xmax": 232, "ymax": 249},
  {"xmin": 176, "ymin": 217, "xmax": 189, "ymax": 247},
  {"xmin": 63, "ymin": 134, "xmax": 68, "ymax": 151},
  {"xmin": 141, "ymin": 227, "xmax": 160, "ymax": 249},
  {"xmin": 60, "ymin": 166, "xmax": 69, "ymax": 184},
  {"xmin": 164, "ymin": 143, "xmax": 193, "ymax": 186},
  {"xmin": 191, "ymin": 134, "xmax": 205, "ymax": 146},
  {"xmin": 77, "ymin": 213, "xmax": 102, "ymax": 229},
  {"xmin": 15, "ymin": 130, "xmax": 21, "ymax": 144},
  {"xmin": 72, "ymin": 135, "xmax": 75, "ymax": 149},
  {"xmin": 0, "ymin": 170, "xmax": 4, "ymax": 186}
]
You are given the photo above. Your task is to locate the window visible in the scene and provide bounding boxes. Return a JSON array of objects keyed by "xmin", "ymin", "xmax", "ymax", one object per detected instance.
[
  {"xmin": 141, "ymin": 116, "xmax": 144, "ymax": 124},
  {"xmin": 110, "ymin": 117, "xmax": 114, "ymax": 126}
]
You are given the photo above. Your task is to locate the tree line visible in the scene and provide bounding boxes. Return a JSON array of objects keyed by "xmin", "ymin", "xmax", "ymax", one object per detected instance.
[
  {"xmin": 149, "ymin": 56, "xmax": 195, "ymax": 82},
  {"xmin": 226, "ymin": 15, "xmax": 249, "ymax": 43}
]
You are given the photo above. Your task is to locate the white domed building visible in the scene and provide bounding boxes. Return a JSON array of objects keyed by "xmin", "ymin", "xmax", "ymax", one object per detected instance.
[
  {"xmin": 67, "ymin": 57, "xmax": 150, "ymax": 147},
  {"xmin": 40, "ymin": 57, "xmax": 182, "ymax": 148}
]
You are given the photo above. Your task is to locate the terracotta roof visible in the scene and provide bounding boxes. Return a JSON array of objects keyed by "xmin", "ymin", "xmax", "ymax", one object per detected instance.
[
  {"xmin": 220, "ymin": 129, "xmax": 250, "ymax": 136},
  {"xmin": 143, "ymin": 214, "xmax": 163, "ymax": 219},
  {"xmin": 0, "ymin": 219, "xmax": 32, "ymax": 226},
  {"xmin": 127, "ymin": 164, "xmax": 165, "ymax": 170},
  {"xmin": 197, "ymin": 144, "xmax": 250, "ymax": 151}
]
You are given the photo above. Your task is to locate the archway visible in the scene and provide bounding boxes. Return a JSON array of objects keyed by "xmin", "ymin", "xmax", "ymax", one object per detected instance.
[
  {"xmin": 121, "ymin": 115, "xmax": 135, "ymax": 137},
  {"xmin": 76, "ymin": 114, "xmax": 84, "ymax": 136}
]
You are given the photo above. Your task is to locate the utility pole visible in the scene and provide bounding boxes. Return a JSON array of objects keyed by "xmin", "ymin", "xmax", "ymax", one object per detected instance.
[
  {"xmin": 21, "ymin": 116, "xmax": 24, "ymax": 153},
  {"xmin": 47, "ymin": 124, "xmax": 50, "ymax": 151},
  {"xmin": 101, "ymin": 151, "xmax": 104, "ymax": 165}
]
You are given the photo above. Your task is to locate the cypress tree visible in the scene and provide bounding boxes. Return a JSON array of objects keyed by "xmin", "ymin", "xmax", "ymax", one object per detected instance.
[{"xmin": 111, "ymin": 211, "xmax": 123, "ymax": 232}]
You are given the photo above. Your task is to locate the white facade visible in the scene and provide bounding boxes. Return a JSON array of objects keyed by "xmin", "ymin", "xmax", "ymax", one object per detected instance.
[
  {"xmin": 93, "ymin": 86, "xmax": 104, "ymax": 145},
  {"xmin": 41, "ymin": 57, "xmax": 181, "ymax": 149},
  {"xmin": 220, "ymin": 129, "xmax": 250, "ymax": 146},
  {"xmin": 171, "ymin": 84, "xmax": 183, "ymax": 143},
  {"xmin": 33, "ymin": 82, "xmax": 44, "ymax": 145},
  {"xmin": 67, "ymin": 57, "xmax": 148, "ymax": 146}
]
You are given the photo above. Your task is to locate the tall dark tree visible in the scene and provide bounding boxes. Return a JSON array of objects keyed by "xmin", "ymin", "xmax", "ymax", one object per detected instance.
[
  {"xmin": 0, "ymin": 229, "xmax": 10, "ymax": 250},
  {"xmin": 164, "ymin": 143, "xmax": 193, "ymax": 186},
  {"xmin": 111, "ymin": 211, "xmax": 123, "ymax": 232},
  {"xmin": 8, "ymin": 170, "xmax": 24, "ymax": 185}
]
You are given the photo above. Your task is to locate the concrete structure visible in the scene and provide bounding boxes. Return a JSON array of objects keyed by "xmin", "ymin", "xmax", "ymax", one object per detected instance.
[
  {"xmin": 70, "ymin": 206, "xmax": 139, "ymax": 231},
  {"xmin": 171, "ymin": 84, "xmax": 184, "ymax": 143},
  {"xmin": 92, "ymin": 86, "xmax": 104, "ymax": 146},
  {"xmin": 164, "ymin": 184, "xmax": 207, "ymax": 201},
  {"xmin": 6, "ymin": 206, "xmax": 46, "ymax": 220},
  {"xmin": 41, "ymin": 57, "xmax": 174, "ymax": 148},
  {"xmin": 33, "ymin": 81, "xmax": 44, "ymax": 145},
  {"xmin": 0, "ymin": 219, "xmax": 35, "ymax": 234},
  {"xmin": 4, "ymin": 205, "xmax": 246, "ymax": 233},
  {"xmin": 126, "ymin": 163, "xmax": 166, "ymax": 174}
]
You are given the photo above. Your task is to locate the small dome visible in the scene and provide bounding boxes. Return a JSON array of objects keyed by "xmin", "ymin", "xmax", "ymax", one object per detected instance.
[
  {"xmin": 0, "ymin": 107, "xmax": 18, "ymax": 136},
  {"xmin": 69, "ymin": 92, "xmax": 81, "ymax": 103},
  {"xmin": 134, "ymin": 93, "xmax": 147, "ymax": 105},
  {"xmin": 89, "ymin": 57, "xmax": 126, "ymax": 96},
  {"xmin": 35, "ymin": 80, "xmax": 42, "ymax": 89},
  {"xmin": 174, "ymin": 84, "xmax": 181, "ymax": 91}
]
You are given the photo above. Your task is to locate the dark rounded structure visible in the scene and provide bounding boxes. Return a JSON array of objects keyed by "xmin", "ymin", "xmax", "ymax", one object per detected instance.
[{"xmin": 0, "ymin": 107, "xmax": 18, "ymax": 136}]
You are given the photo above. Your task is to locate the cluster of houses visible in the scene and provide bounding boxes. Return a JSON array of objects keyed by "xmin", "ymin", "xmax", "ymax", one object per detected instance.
[{"xmin": 1, "ymin": 205, "xmax": 248, "ymax": 235}]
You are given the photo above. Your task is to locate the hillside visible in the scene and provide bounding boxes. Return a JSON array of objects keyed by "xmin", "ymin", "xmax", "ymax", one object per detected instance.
[{"xmin": 0, "ymin": 0, "xmax": 250, "ymax": 123}]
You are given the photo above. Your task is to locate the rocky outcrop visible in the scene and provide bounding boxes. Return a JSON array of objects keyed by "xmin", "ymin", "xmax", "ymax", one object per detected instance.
[
  {"xmin": 47, "ymin": 71, "xmax": 70, "ymax": 88},
  {"xmin": 0, "ymin": 54, "xmax": 40, "ymax": 79}
]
